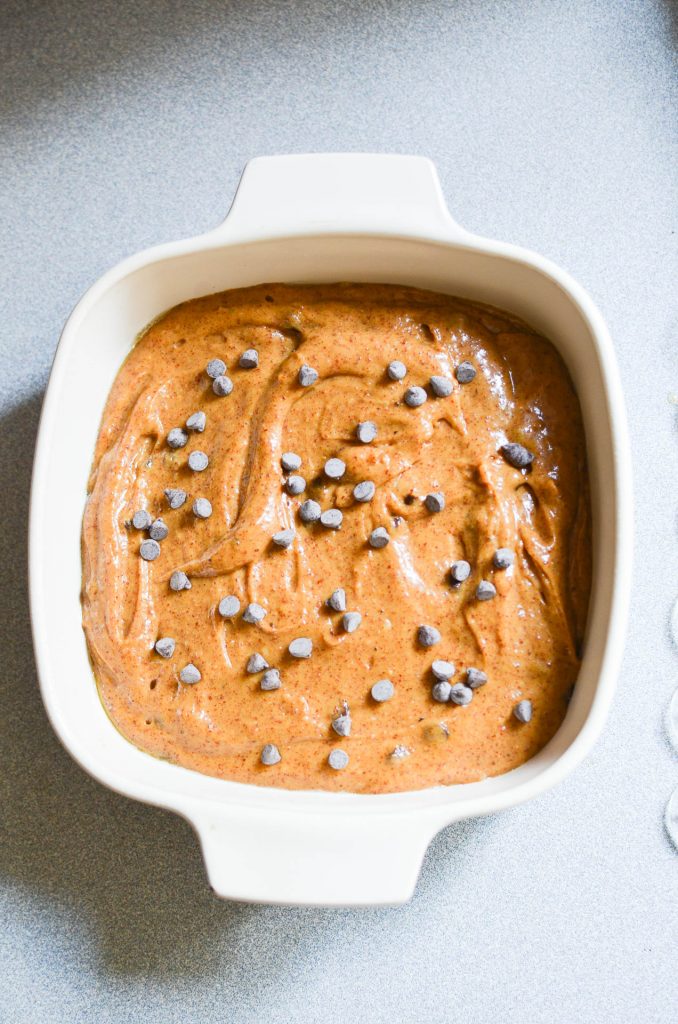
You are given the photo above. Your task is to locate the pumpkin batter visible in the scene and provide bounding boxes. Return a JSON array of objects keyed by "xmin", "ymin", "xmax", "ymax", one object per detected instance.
[{"xmin": 81, "ymin": 283, "xmax": 591, "ymax": 793}]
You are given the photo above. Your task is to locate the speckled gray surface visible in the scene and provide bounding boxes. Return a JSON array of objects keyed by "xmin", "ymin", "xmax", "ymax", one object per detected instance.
[{"xmin": 1, "ymin": 1, "xmax": 677, "ymax": 1021}]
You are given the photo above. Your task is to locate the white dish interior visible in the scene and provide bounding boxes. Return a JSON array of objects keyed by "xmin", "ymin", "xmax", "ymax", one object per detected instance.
[{"xmin": 30, "ymin": 155, "xmax": 631, "ymax": 905}]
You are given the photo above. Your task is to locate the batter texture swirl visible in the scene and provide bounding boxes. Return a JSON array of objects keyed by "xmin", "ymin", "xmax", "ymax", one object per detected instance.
[{"xmin": 82, "ymin": 283, "xmax": 591, "ymax": 792}]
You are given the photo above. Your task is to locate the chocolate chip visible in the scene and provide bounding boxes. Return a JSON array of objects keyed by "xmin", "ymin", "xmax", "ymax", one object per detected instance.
[
  {"xmin": 424, "ymin": 492, "xmax": 445, "ymax": 513},
  {"xmin": 476, "ymin": 580, "xmax": 497, "ymax": 601},
  {"xmin": 353, "ymin": 480, "xmax": 376, "ymax": 502},
  {"xmin": 247, "ymin": 653, "xmax": 269, "ymax": 673},
  {"xmin": 324, "ymin": 458, "xmax": 346, "ymax": 480},
  {"xmin": 132, "ymin": 510, "xmax": 152, "ymax": 530},
  {"xmin": 432, "ymin": 681, "xmax": 452, "ymax": 702},
  {"xmin": 188, "ymin": 451, "xmax": 208, "ymax": 472},
  {"xmin": 298, "ymin": 364, "xmax": 318, "ymax": 387},
  {"xmin": 154, "ymin": 637, "xmax": 175, "ymax": 659},
  {"xmin": 186, "ymin": 411, "xmax": 206, "ymax": 433},
  {"xmin": 218, "ymin": 595, "xmax": 240, "ymax": 618},
  {"xmin": 368, "ymin": 527, "xmax": 389, "ymax": 549},
  {"xmin": 192, "ymin": 498, "xmax": 212, "ymax": 519},
  {"xmin": 387, "ymin": 360, "xmax": 407, "ymax": 381},
  {"xmin": 260, "ymin": 669, "xmax": 281, "ymax": 691},
  {"xmin": 167, "ymin": 428, "xmax": 188, "ymax": 449},
  {"xmin": 281, "ymin": 452, "xmax": 302, "ymax": 472},
  {"xmin": 342, "ymin": 611, "xmax": 362, "ymax": 633},
  {"xmin": 431, "ymin": 659, "xmax": 455, "ymax": 680},
  {"xmin": 139, "ymin": 539, "xmax": 161, "ymax": 561},
  {"xmin": 169, "ymin": 570, "xmax": 191, "ymax": 591},
  {"xmin": 456, "ymin": 361, "xmax": 476, "ymax": 384},
  {"xmin": 429, "ymin": 375, "xmax": 452, "ymax": 397},
  {"xmin": 449, "ymin": 683, "xmax": 473, "ymax": 706},
  {"xmin": 239, "ymin": 348, "xmax": 259, "ymax": 369},
  {"xmin": 404, "ymin": 385, "xmax": 427, "ymax": 407},
  {"xmin": 500, "ymin": 442, "xmax": 534, "ymax": 469},
  {"xmin": 417, "ymin": 624, "xmax": 441, "ymax": 647},
  {"xmin": 149, "ymin": 518, "xmax": 169, "ymax": 541},
  {"xmin": 272, "ymin": 528, "xmax": 295, "ymax": 548},
  {"xmin": 165, "ymin": 488, "xmax": 187, "ymax": 510},
  {"xmin": 466, "ymin": 668, "xmax": 488, "ymax": 688},
  {"xmin": 450, "ymin": 560, "xmax": 471, "ymax": 584},
  {"xmin": 261, "ymin": 743, "xmax": 281, "ymax": 765},
  {"xmin": 513, "ymin": 699, "xmax": 533, "ymax": 723},
  {"xmin": 356, "ymin": 421, "xmax": 377, "ymax": 443},
  {"xmin": 371, "ymin": 679, "xmax": 394, "ymax": 702},
  {"xmin": 288, "ymin": 637, "xmax": 312, "ymax": 658},
  {"xmin": 493, "ymin": 548, "xmax": 515, "ymax": 570},
  {"xmin": 243, "ymin": 602, "xmax": 266, "ymax": 624},
  {"xmin": 212, "ymin": 375, "xmax": 233, "ymax": 397},
  {"xmin": 320, "ymin": 509, "xmax": 343, "ymax": 529},
  {"xmin": 332, "ymin": 713, "xmax": 351, "ymax": 737},
  {"xmin": 206, "ymin": 358, "xmax": 226, "ymax": 379},
  {"xmin": 299, "ymin": 499, "xmax": 322, "ymax": 523},
  {"xmin": 328, "ymin": 749, "xmax": 349, "ymax": 770},
  {"xmin": 179, "ymin": 663, "xmax": 201, "ymax": 685},
  {"xmin": 326, "ymin": 588, "xmax": 346, "ymax": 612},
  {"xmin": 284, "ymin": 475, "xmax": 306, "ymax": 496}
]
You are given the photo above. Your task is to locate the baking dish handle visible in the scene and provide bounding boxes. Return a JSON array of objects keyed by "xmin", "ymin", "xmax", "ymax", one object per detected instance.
[
  {"xmin": 191, "ymin": 806, "xmax": 437, "ymax": 906},
  {"xmin": 214, "ymin": 153, "xmax": 469, "ymax": 242}
]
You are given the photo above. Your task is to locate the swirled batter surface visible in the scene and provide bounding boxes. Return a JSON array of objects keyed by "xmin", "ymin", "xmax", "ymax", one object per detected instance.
[{"xmin": 82, "ymin": 283, "xmax": 591, "ymax": 793}]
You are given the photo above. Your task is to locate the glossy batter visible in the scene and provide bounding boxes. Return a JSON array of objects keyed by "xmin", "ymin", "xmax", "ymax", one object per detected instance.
[{"xmin": 81, "ymin": 283, "xmax": 591, "ymax": 793}]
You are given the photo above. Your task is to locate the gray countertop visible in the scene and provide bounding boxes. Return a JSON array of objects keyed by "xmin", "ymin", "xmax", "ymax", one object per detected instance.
[{"xmin": 1, "ymin": 1, "xmax": 677, "ymax": 1021}]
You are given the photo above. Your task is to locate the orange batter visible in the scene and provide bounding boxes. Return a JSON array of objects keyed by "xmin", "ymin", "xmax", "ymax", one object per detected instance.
[{"xmin": 81, "ymin": 283, "xmax": 591, "ymax": 793}]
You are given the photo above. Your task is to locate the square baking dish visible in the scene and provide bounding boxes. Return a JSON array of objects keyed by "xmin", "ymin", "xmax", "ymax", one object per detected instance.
[{"xmin": 30, "ymin": 154, "xmax": 631, "ymax": 905}]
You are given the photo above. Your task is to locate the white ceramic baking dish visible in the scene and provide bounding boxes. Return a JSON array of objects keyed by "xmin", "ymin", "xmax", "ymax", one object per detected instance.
[{"xmin": 30, "ymin": 154, "xmax": 631, "ymax": 906}]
